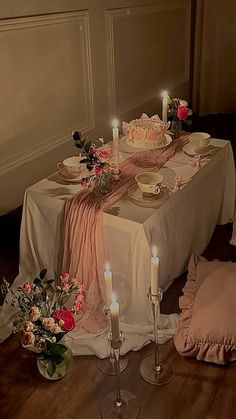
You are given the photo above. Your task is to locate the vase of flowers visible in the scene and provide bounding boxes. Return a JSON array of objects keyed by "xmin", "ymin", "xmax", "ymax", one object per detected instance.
[
  {"xmin": 167, "ymin": 97, "xmax": 192, "ymax": 139},
  {"xmin": 72, "ymin": 131, "xmax": 113, "ymax": 196},
  {"xmin": 1, "ymin": 270, "xmax": 85, "ymax": 380}
]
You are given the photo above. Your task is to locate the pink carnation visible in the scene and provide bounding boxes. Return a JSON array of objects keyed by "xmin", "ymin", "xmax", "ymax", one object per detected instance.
[
  {"xmin": 176, "ymin": 106, "xmax": 189, "ymax": 120},
  {"xmin": 94, "ymin": 146, "xmax": 112, "ymax": 163}
]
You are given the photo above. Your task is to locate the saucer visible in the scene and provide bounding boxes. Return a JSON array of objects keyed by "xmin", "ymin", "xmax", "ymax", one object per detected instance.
[
  {"xmin": 57, "ymin": 171, "xmax": 84, "ymax": 183},
  {"xmin": 128, "ymin": 184, "xmax": 170, "ymax": 208},
  {"xmin": 183, "ymin": 142, "xmax": 217, "ymax": 157},
  {"xmin": 120, "ymin": 134, "xmax": 172, "ymax": 153}
]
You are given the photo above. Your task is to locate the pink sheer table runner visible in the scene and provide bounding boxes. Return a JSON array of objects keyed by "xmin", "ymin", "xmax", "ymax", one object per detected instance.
[{"xmin": 62, "ymin": 136, "xmax": 188, "ymax": 333}]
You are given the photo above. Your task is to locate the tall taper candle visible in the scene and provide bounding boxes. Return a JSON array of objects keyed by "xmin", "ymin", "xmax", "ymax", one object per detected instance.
[
  {"xmin": 104, "ymin": 267, "xmax": 112, "ymax": 308},
  {"xmin": 112, "ymin": 119, "xmax": 119, "ymax": 176},
  {"xmin": 162, "ymin": 91, "xmax": 168, "ymax": 125},
  {"xmin": 110, "ymin": 295, "xmax": 120, "ymax": 342},
  {"xmin": 151, "ymin": 256, "xmax": 160, "ymax": 295}
]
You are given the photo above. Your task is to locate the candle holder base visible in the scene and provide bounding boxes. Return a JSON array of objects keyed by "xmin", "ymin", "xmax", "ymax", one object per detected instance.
[
  {"xmin": 100, "ymin": 390, "xmax": 140, "ymax": 419},
  {"xmin": 140, "ymin": 353, "xmax": 175, "ymax": 386},
  {"xmin": 97, "ymin": 356, "xmax": 128, "ymax": 376}
]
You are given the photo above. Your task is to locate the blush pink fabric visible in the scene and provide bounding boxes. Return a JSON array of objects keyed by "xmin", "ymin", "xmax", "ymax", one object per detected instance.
[
  {"xmin": 62, "ymin": 136, "xmax": 188, "ymax": 333},
  {"xmin": 174, "ymin": 255, "xmax": 236, "ymax": 364}
]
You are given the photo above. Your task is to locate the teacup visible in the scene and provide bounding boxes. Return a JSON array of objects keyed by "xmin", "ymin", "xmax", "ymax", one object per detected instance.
[
  {"xmin": 189, "ymin": 132, "xmax": 210, "ymax": 150},
  {"xmin": 135, "ymin": 172, "xmax": 163, "ymax": 195},
  {"xmin": 57, "ymin": 156, "xmax": 87, "ymax": 179}
]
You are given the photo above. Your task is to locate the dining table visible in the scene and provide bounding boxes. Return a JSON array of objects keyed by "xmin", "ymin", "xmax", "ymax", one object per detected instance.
[{"xmin": 0, "ymin": 138, "xmax": 235, "ymax": 357}]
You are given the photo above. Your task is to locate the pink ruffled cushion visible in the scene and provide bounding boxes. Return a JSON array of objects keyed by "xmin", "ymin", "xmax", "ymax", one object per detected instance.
[{"xmin": 174, "ymin": 255, "xmax": 236, "ymax": 364}]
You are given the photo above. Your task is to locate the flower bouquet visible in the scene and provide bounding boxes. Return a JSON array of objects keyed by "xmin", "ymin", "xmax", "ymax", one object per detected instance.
[
  {"xmin": 1, "ymin": 269, "xmax": 85, "ymax": 379},
  {"xmin": 167, "ymin": 97, "xmax": 192, "ymax": 138},
  {"xmin": 72, "ymin": 130, "xmax": 113, "ymax": 195}
]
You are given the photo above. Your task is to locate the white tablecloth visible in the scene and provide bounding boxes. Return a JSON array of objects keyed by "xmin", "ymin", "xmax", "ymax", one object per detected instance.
[{"xmin": 0, "ymin": 139, "xmax": 235, "ymax": 356}]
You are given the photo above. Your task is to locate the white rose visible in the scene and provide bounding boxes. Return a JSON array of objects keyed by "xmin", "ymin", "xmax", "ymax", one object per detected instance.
[
  {"xmin": 22, "ymin": 332, "xmax": 35, "ymax": 347},
  {"xmin": 42, "ymin": 317, "xmax": 55, "ymax": 329},
  {"xmin": 50, "ymin": 324, "xmax": 63, "ymax": 334},
  {"xmin": 23, "ymin": 321, "xmax": 35, "ymax": 332}
]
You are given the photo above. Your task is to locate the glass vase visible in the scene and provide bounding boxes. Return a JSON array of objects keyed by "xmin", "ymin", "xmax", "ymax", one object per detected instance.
[
  {"xmin": 171, "ymin": 118, "xmax": 182, "ymax": 139},
  {"xmin": 37, "ymin": 344, "xmax": 73, "ymax": 381},
  {"xmin": 93, "ymin": 172, "xmax": 113, "ymax": 196}
]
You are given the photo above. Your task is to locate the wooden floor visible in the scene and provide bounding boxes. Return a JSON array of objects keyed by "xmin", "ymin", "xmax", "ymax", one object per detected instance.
[{"xmin": 1, "ymin": 113, "xmax": 236, "ymax": 418}]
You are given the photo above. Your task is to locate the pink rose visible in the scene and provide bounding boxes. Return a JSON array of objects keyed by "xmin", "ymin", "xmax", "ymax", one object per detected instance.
[
  {"xmin": 60, "ymin": 273, "xmax": 70, "ymax": 283},
  {"xmin": 72, "ymin": 303, "xmax": 82, "ymax": 313},
  {"xmin": 76, "ymin": 293, "xmax": 84, "ymax": 304},
  {"xmin": 95, "ymin": 166, "xmax": 104, "ymax": 175},
  {"xmin": 21, "ymin": 331, "xmax": 35, "ymax": 347},
  {"xmin": 95, "ymin": 146, "xmax": 112, "ymax": 163},
  {"xmin": 71, "ymin": 277, "xmax": 81, "ymax": 287},
  {"xmin": 42, "ymin": 317, "xmax": 55, "ymax": 329},
  {"xmin": 29, "ymin": 306, "xmax": 41, "ymax": 321},
  {"xmin": 37, "ymin": 338, "xmax": 46, "ymax": 351},
  {"xmin": 179, "ymin": 99, "xmax": 188, "ymax": 107},
  {"xmin": 23, "ymin": 321, "xmax": 35, "ymax": 332},
  {"xmin": 62, "ymin": 283, "xmax": 70, "ymax": 290},
  {"xmin": 23, "ymin": 282, "xmax": 32, "ymax": 294},
  {"xmin": 50, "ymin": 324, "xmax": 63, "ymax": 334},
  {"xmin": 176, "ymin": 106, "xmax": 189, "ymax": 120},
  {"xmin": 53, "ymin": 309, "xmax": 75, "ymax": 332},
  {"xmin": 78, "ymin": 284, "xmax": 85, "ymax": 295}
]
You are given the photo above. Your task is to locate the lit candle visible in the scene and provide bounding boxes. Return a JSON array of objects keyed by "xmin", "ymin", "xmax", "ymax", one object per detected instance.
[
  {"xmin": 151, "ymin": 255, "xmax": 160, "ymax": 295},
  {"xmin": 104, "ymin": 264, "xmax": 112, "ymax": 308},
  {"xmin": 112, "ymin": 118, "xmax": 119, "ymax": 177},
  {"xmin": 110, "ymin": 294, "xmax": 120, "ymax": 342},
  {"xmin": 162, "ymin": 91, "xmax": 169, "ymax": 125}
]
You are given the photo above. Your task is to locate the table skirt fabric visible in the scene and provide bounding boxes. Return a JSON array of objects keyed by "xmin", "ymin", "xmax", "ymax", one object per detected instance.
[{"xmin": 0, "ymin": 139, "xmax": 235, "ymax": 357}]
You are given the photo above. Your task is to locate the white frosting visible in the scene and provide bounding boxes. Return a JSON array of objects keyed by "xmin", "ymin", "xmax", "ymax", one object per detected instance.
[{"xmin": 122, "ymin": 114, "xmax": 167, "ymax": 147}]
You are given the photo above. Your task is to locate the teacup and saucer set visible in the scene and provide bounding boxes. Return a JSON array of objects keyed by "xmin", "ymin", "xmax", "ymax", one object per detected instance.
[
  {"xmin": 57, "ymin": 156, "xmax": 88, "ymax": 183},
  {"xmin": 128, "ymin": 172, "xmax": 169, "ymax": 208},
  {"xmin": 183, "ymin": 132, "xmax": 217, "ymax": 157}
]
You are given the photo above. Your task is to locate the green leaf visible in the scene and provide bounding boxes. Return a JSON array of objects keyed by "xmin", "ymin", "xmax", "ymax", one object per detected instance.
[
  {"xmin": 34, "ymin": 278, "xmax": 42, "ymax": 286},
  {"xmin": 39, "ymin": 269, "xmax": 47, "ymax": 280},
  {"xmin": 53, "ymin": 354, "xmax": 64, "ymax": 365},
  {"xmin": 46, "ymin": 279, "xmax": 54, "ymax": 285},
  {"xmin": 56, "ymin": 332, "xmax": 65, "ymax": 342},
  {"xmin": 47, "ymin": 358, "xmax": 56, "ymax": 377}
]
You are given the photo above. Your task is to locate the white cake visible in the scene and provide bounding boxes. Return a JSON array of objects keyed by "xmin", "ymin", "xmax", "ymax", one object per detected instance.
[{"xmin": 122, "ymin": 113, "xmax": 167, "ymax": 149}]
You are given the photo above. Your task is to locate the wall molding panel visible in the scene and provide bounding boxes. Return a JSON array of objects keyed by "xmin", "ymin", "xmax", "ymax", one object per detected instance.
[
  {"xmin": 106, "ymin": 0, "xmax": 191, "ymax": 116},
  {"xmin": 0, "ymin": 11, "xmax": 94, "ymax": 175}
]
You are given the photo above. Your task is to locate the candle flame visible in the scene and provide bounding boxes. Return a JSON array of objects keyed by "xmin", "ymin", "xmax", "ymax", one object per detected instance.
[
  {"xmin": 112, "ymin": 118, "xmax": 119, "ymax": 129},
  {"xmin": 161, "ymin": 90, "xmax": 169, "ymax": 98}
]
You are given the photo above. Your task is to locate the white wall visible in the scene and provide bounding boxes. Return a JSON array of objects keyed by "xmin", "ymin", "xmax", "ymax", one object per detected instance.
[{"xmin": 0, "ymin": 0, "xmax": 192, "ymax": 213}]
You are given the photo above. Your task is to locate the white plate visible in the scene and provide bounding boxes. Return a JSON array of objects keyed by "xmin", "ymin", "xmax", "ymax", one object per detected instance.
[
  {"xmin": 120, "ymin": 134, "xmax": 172, "ymax": 154},
  {"xmin": 183, "ymin": 142, "xmax": 218, "ymax": 157},
  {"xmin": 128, "ymin": 183, "xmax": 170, "ymax": 208},
  {"xmin": 57, "ymin": 171, "xmax": 84, "ymax": 183}
]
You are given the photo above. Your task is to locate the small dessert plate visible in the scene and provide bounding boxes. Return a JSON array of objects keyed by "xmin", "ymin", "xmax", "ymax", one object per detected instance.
[
  {"xmin": 183, "ymin": 142, "xmax": 217, "ymax": 157},
  {"xmin": 128, "ymin": 184, "xmax": 170, "ymax": 208}
]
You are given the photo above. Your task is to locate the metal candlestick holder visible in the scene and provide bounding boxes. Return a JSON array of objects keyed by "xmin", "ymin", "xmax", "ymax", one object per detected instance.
[
  {"xmin": 100, "ymin": 331, "xmax": 140, "ymax": 419},
  {"xmin": 97, "ymin": 307, "xmax": 128, "ymax": 375},
  {"xmin": 140, "ymin": 287, "xmax": 175, "ymax": 386}
]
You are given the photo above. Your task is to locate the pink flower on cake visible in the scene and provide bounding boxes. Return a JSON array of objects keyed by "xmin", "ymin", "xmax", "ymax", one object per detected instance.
[
  {"xmin": 53, "ymin": 309, "xmax": 75, "ymax": 332},
  {"xmin": 22, "ymin": 331, "xmax": 35, "ymax": 347},
  {"xmin": 23, "ymin": 282, "xmax": 32, "ymax": 294},
  {"xmin": 94, "ymin": 146, "xmax": 112, "ymax": 163},
  {"xmin": 29, "ymin": 306, "xmax": 41, "ymax": 322}
]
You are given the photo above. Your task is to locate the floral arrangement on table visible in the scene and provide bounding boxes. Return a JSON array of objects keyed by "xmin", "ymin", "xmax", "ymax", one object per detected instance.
[
  {"xmin": 72, "ymin": 130, "xmax": 113, "ymax": 195},
  {"xmin": 167, "ymin": 97, "xmax": 192, "ymax": 138},
  {"xmin": 1, "ymin": 269, "xmax": 85, "ymax": 378}
]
